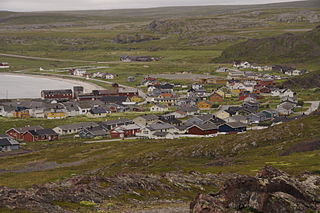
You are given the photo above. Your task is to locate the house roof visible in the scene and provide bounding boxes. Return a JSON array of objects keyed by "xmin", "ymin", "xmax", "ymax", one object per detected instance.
[
  {"xmin": 83, "ymin": 126, "xmax": 107, "ymax": 136},
  {"xmin": 226, "ymin": 122, "xmax": 247, "ymax": 129},
  {"xmin": 41, "ymin": 89, "xmax": 72, "ymax": 95},
  {"xmin": 27, "ymin": 128, "xmax": 58, "ymax": 136},
  {"xmin": 101, "ymin": 118, "xmax": 132, "ymax": 126},
  {"xmin": 90, "ymin": 107, "xmax": 107, "ymax": 114},
  {"xmin": 100, "ymin": 96, "xmax": 128, "ymax": 104},
  {"xmin": 56, "ymin": 122, "xmax": 99, "ymax": 131},
  {"xmin": 147, "ymin": 123, "xmax": 175, "ymax": 131},
  {"xmin": 0, "ymin": 138, "xmax": 19, "ymax": 146},
  {"xmin": 189, "ymin": 122, "xmax": 218, "ymax": 131},
  {"xmin": 139, "ymin": 114, "xmax": 159, "ymax": 121},
  {"xmin": 8, "ymin": 126, "xmax": 44, "ymax": 134},
  {"xmin": 153, "ymin": 131, "xmax": 170, "ymax": 137}
]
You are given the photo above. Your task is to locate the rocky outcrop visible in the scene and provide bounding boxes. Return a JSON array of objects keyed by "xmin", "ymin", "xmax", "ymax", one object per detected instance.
[
  {"xmin": 0, "ymin": 172, "xmax": 227, "ymax": 213},
  {"xmin": 190, "ymin": 166, "xmax": 320, "ymax": 213}
]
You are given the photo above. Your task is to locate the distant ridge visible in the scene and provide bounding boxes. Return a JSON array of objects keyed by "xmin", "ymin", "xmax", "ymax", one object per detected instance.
[
  {"xmin": 2, "ymin": 0, "xmax": 319, "ymax": 18},
  {"xmin": 214, "ymin": 25, "xmax": 320, "ymax": 64}
]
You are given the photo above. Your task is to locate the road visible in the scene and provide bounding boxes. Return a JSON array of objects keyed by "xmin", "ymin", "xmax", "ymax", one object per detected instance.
[
  {"xmin": 0, "ymin": 53, "xmax": 119, "ymax": 64},
  {"xmin": 304, "ymin": 101, "xmax": 320, "ymax": 115},
  {"xmin": 83, "ymin": 137, "xmax": 138, "ymax": 144}
]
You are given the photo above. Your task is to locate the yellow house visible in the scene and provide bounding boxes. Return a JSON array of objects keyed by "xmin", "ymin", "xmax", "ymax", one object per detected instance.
[
  {"xmin": 47, "ymin": 112, "xmax": 66, "ymax": 119},
  {"xmin": 216, "ymin": 89, "xmax": 225, "ymax": 98},
  {"xmin": 231, "ymin": 89, "xmax": 246, "ymax": 95},
  {"xmin": 13, "ymin": 111, "xmax": 30, "ymax": 119},
  {"xmin": 130, "ymin": 96, "xmax": 142, "ymax": 103},
  {"xmin": 215, "ymin": 110, "xmax": 231, "ymax": 120},
  {"xmin": 197, "ymin": 101, "xmax": 213, "ymax": 110}
]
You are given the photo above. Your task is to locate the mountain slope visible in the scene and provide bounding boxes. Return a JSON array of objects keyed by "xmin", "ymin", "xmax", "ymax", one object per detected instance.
[{"xmin": 214, "ymin": 25, "xmax": 320, "ymax": 64}]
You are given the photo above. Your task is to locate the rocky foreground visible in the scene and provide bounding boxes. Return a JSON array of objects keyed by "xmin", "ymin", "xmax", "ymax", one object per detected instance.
[{"xmin": 190, "ymin": 166, "xmax": 320, "ymax": 213}]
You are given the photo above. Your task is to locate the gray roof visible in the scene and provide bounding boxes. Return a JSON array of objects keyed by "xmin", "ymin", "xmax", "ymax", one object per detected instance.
[
  {"xmin": 101, "ymin": 118, "xmax": 132, "ymax": 126},
  {"xmin": 189, "ymin": 122, "xmax": 218, "ymax": 131},
  {"xmin": 226, "ymin": 122, "xmax": 247, "ymax": 128},
  {"xmin": 139, "ymin": 114, "xmax": 159, "ymax": 121},
  {"xmin": 8, "ymin": 126, "xmax": 44, "ymax": 134},
  {"xmin": 28, "ymin": 129, "xmax": 58, "ymax": 136},
  {"xmin": 147, "ymin": 123, "xmax": 175, "ymax": 131},
  {"xmin": 0, "ymin": 138, "xmax": 19, "ymax": 146},
  {"xmin": 56, "ymin": 122, "xmax": 99, "ymax": 131},
  {"xmin": 153, "ymin": 132, "xmax": 170, "ymax": 137}
]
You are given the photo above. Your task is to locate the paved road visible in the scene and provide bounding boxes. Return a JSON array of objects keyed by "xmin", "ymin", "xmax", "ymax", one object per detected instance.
[
  {"xmin": 83, "ymin": 137, "xmax": 138, "ymax": 144},
  {"xmin": 0, "ymin": 53, "xmax": 120, "ymax": 64},
  {"xmin": 304, "ymin": 101, "xmax": 320, "ymax": 115}
]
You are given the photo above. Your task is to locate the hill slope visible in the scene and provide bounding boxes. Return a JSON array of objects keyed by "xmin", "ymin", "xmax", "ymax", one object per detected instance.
[{"xmin": 214, "ymin": 25, "xmax": 320, "ymax": 64}]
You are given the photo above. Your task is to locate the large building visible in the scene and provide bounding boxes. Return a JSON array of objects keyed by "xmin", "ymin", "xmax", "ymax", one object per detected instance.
[{"xmin": 41, "ymin": 89, "xmax": 73, "ymax": 100}]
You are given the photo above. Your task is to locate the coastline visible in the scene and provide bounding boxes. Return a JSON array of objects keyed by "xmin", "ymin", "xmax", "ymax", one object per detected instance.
[{"xmin": 0, "ymin": 72, "xmax": 104, "ymax": 94}]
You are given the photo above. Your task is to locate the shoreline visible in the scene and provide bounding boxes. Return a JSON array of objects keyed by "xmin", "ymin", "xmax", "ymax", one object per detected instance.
[{"xmin": 0, "ymin": 72, "xmax": 104, "ymax": 94}]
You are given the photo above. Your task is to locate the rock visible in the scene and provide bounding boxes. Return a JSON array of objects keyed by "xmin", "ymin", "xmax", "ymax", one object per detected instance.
[{"xmin": 190, "ymin": 166, "xmax": 320, "ymax": 213}]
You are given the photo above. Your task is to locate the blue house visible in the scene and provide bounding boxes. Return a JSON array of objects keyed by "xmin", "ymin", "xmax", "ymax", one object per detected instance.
[
  {"xmin": 0, "ymin": 138, "xmax": 20, "ymax": 151},
  {"xmin": 218, "ymin": 122, "xmax": 247, "ymax": 133}
]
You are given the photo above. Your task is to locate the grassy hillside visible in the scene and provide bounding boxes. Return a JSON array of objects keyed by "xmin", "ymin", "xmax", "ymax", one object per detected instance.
[{"xmin": 214, "ymin": 25, "xmax": 320, "ymax": 64}]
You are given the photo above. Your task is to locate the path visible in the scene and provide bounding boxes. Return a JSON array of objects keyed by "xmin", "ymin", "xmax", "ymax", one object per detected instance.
[
  {"xmin": 83, "ymin": 137, "xmax": 138, "ymax": 144},
  {"xmin": 304, "ymin": 101, "xmax": 320, "ymax": 115}
]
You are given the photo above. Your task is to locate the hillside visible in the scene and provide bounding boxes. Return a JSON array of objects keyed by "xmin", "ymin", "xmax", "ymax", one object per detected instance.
[
  {"xmin": 0, "ymin": 112, "xmax": 320, "ymax": 212},
  {"xmin": 283, "ymin": 70, "xmax": 320, "ymax": 89},
  {"xmin": 214, "ymin": 25, "xmax": 320, "ymax": 64}
]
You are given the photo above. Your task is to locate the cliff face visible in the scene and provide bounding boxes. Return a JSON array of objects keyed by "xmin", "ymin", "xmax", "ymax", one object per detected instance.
[
  {"xmin": 190, "ymin": 166, "xmax": 320, "ymax": 213},
  {"xmin": 215, "ymin": 26, "xmax": 320, "ymax": 64}
]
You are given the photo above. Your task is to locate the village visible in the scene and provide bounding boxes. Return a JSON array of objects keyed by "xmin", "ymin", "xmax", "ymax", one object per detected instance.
[{"xmin": 0, "ymin": 60, "xmax": 316, "ymax": 152}]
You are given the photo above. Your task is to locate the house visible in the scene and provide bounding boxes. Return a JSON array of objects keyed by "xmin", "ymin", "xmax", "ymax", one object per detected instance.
[
  {"xmin": 159, "ymin": 114, "xmax": 182, "ymax": 125},
  {"xmin": 261, "ymin": 110, "xmax": 279, "ymax": 119},
  {"xmin": 88, "ymin": 107, "xmax": 109, "ymax": 118},
  {"xmin": 105, "ymin": 73, "xmax": 115, "ymax": 79},
  {"xmin": 192, "ymin": 83, "xmax": 204, "ymax": 90},
  {"xmin": 70, "ymin": 68, "xmax": 87, "ymax": 77},
  {"xmin": 22, "ymin": 129, "xmax": 59, "ymax": 142},
  {"xmin": 246, "ymin": 112, "xmax": 268, "ymax": 124},
  {"xmin": 150, "ymin": 104, "xmax": 169, "ymax": 112},
  {"xmin": 118, "ymin": 88, "xmax": 139, "ymax": 97},
  {"xmin": 218, "ymin": 122, "xmax": 247, "ymax": 133},
  {"xmin": 100, "ymin": 118, "xmax": 133, "ymax": 130},
  {"xmin": 0, "ymin": 62, "xmax": 10, "ymax": 69},
  {"xmin": 197, "ymin": 101, "xmax": 213, "ymax": 110},
  {"xmin": 272, "ymin": 89, "xmax": 295, "ymax": 98},
  {"xmin": 186, "ymin": 122, "xmax": 218, "ymax": 135},
  {"xmin": 127, "ymin": 76, "xmax": 136, "ymax": 82},
  {"xmin": 133, "ymin": 114, "xmax": 160, "ymax": 127},
  {"xmin": 233, "ymin": 61, "xmax": 251, "ymax": 69},
  {"xmin": 225, "ymin": 115, "xmax": 248, "ymax": 124},
  {"xmin": 41, "ymin": 89, "xmax": 73, "ymax": 100},
  {"xmin": 277, "ymin": 102, "xmax": 296, "ymax": 116},
  {"xmin": 215, "ymin": 110, "xmax": 231, "ymax": 120},
  {"xmin": 137, "ymin": 123, "xmax": 177, "ymax": 139},
  {"xmin": 53, "ymin": 122, "xmax": 99, "ymax": 135},
  {"xmin": 100, "ymin": 96, "xmax": 129, "ymax": 105},
  {"xmin": 6, "ymin": 126, "xmax": 44, "ymax": 140},
  {"xmin": 110, "ymin": 124, "xmax": 141, "ymax": 138},
  {"xmin": 0, "ymin": 138, "xmax": 19, "ymax": 151},
  {"xmin": 46, "ymin": 112, "xmax": 66, "ymax": 119},
  {"xmin": 79, "ymin": 126, "xmax": 108, "ymax": 139},
  {"xmin": 216, "ymin": 67, "xmax": 229, "ymax": 73},
  {"xmin": 120, "ymin": 55, "xmax": 160, "ymax": 62},
  {"xmin": 209, "ymin": 92, "xmax": 224, "ymax": 103}
]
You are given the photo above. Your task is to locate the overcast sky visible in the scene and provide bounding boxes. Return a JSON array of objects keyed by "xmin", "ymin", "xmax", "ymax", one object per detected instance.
[{"xmin": 1, "ymin": 0, "xmax": 303, "ymax": 12}]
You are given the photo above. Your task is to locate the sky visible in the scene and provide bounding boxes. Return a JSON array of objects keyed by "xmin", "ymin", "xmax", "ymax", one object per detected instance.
[{"xmin": 1, "ymin": 0, "xmax": 303, "ymax": 12}]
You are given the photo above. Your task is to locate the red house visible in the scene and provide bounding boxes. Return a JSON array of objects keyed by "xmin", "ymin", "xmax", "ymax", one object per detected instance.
[
  {"xmin": 258, "ymin": 80, "xmax": 274, "ymax": 87},
  {"xmin": 187, "ymin": 123, "xmax": 218, "ymax": 135},
  {"xmin": 22, "ymin": 129, "xmax": 59, "ymax": 142},
  {"xmin": 41, "ymin": 89, "xmax": 73, "ymax": 100},
  {"xmin": 209, "ymin": 92, "xmax": 223, "ymax": 102},
  {"xmin": 6, "ymin": 126, "xmax": 44, "ymax": 140},
  {"xmin": 110, "ymin": 124, "xmax": 141, "ymax": 138}
]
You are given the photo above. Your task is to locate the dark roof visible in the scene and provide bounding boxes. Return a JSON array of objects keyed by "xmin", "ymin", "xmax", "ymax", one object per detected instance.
[
  {"xmin": 155, "ymin": 84, "xmax": 174, "ymax": 90},
  {"xmin": 190, "ymin": 122, "xmax": 218, "ymax": 131},
  {"xmin": 56, "ymin": 122, "xmax": 99, "ymax": 131},
  {"xmin": 90, "ymin": 107, "xmax": 107, "ymax": 114},
  {"xmin": 8, "ymin": 126, "xmax": 44, "ymax": 134},
  {"xmin": 0, "ymin": 138, "xmax": 19, "ymax": 146},
  {"xmin": 147, "ymin": 123, "xmax": 175, "ymax": 131},
  {"xmin": 100, "ymin": 96, "xmax": 127, "ymax": 104},
  {"xmin": 41, "ymin": 89, "xmax": 72, "ymax": 95},
  {"xmin": 0, "ymin": 134, "xmax": 9, "ymax": 139},
  {"xmin": 101, "ymin": 118, "xmax": 132, "ymax": 126},
  {"xmin": 153, "ymin": 132, "xmax": 170, "ymax": 137},
  {"xmin": 82, "ymin": 126, "xmax": 107, "ymax": 136},
  {"xmin": 226, "ymin": 122, "xmax": 247, "ymax": 129},
  {"xmin": 27, "ymin": 129, "xmax": 58, "ymax": 136},
  {"xmin": 139, "ymin": 114, "xmax": 159, "ymax": 121}
]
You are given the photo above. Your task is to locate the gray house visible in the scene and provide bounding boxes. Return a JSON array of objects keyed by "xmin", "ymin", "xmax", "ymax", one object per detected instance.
[
  {"xmin": 53, "ymin": 122, "xmax": 99, "ymax": 135},
  {"xmin": 0, "ymin": 138, "xmax": 20, "ymax": 151}
]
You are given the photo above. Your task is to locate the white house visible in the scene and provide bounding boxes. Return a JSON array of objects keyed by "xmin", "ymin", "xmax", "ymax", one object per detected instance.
[
  {"xmin": 272, "ymin": 89, "xmax": 295, "ymax": 98},
  {"xmin": 0, "ymin": 62, "xmax": 10, "ymax": 69},
  {"xmin": 137, "ymin": 123, "xmax": 178, "ymax": 139},
  {"xmin": 105, "ymin": 73, "xmax": 115, "ymax": 79},
  {"xmin": 150, "ymin": 104, "xmax": 169, "ymax": 112},
  {"xmin": 70, "ymin": 69, "xmax": 87, "ymax": 77}
]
